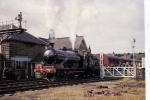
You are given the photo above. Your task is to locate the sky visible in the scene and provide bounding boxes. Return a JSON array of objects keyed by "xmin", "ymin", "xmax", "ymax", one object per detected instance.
[{"xmin": 0, "ymin": 0, "xmax": 145, "ymax": 54}]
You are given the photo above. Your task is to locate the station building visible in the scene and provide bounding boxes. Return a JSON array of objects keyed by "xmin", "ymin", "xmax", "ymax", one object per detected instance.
[{"xmin": 0, "ymin": 24, "xmax": 46, "ymax": 79}]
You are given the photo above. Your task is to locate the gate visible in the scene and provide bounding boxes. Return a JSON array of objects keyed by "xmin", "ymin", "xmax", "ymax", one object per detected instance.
[
  {"xmin": 103, "ymin": 67, "xmax": 134, "ymax": 77},
  {"xmin": 99, "ymin": 52, "xmax": 144, "ymax": 78}
]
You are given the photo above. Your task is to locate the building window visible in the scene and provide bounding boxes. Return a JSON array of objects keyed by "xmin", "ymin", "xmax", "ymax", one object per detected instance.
[{"xmin": 16, "ymin": 61, "xmax": 27, "ymax": 69}]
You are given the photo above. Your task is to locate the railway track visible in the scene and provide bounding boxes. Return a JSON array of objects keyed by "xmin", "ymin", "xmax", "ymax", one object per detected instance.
[{"xmin": 0, "ymin": 77, "xmax": 121, "ymax": 95}]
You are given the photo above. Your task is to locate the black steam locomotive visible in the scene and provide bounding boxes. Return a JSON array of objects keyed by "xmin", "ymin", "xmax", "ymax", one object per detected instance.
[{"xmin": 36, "ymin": 46, "xmax": 100, "ymax": 80}]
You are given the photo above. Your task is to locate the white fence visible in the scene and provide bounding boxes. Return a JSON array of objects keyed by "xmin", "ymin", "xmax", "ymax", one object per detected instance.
[
  {"xmin": 103, "ymin": 67, "xmax": 134, "ymax": 77},
  {"xmin": 101, "ymin": 66, "xmax": 145, "ymax": 78}
]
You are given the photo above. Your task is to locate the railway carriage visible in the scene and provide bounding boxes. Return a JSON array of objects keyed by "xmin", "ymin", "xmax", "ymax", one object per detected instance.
[{"xmin": 96, "ymin": 54, "xmax": 141, "ymax": 67}]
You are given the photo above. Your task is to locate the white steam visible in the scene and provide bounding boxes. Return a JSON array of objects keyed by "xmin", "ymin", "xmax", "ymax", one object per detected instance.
[{"xmin": 44, "ymin": 0, "xmax": 91, "ymax": 50}]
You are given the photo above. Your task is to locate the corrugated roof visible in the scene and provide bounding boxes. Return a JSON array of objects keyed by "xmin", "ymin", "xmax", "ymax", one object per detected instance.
[{"xmin": 0, "ymin": 24, "xmax": 46, "ymax": 45}]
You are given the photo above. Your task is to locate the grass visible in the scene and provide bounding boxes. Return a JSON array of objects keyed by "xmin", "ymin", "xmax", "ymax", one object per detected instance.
[
  {"xmin": 38, "ymin": 78, "xmax": 145, "ymax": 100},
  {"xmin": 2, "ymin": 78, "xmax": 144, "ymax": 100}
]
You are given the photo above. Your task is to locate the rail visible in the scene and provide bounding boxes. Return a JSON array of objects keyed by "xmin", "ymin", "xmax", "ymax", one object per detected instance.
[{"xmin": 0, "ymin": 77, "xmax": 121, "ymax": 95}]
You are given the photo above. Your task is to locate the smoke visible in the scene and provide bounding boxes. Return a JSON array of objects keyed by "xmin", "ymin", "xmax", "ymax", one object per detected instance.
[{"xmin": 44, "ymin": 0, "xmax": 92, "ymax": 50}]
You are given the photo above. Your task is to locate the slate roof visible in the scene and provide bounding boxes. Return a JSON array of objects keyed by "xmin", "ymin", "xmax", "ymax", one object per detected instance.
[
  {"xmin": 53, "ymin": 37, "xmax": 72, "ymax": 49},
  {"xmin": 40, "ymin": 37, "xmax": 72, "ymax": 50},
  {"xmin": 39, "ymin": 37, "xmax": 48, "ymax": 43},
  {"xmin": 40, "ymin": 36, "xmax": 87, "ymax": 50},
  {"xmin": 74, "ymin": 36, "xmax": 87, "ymax": 50},
  {"xmin": 7, "ymin": 32, "xmax": 47, "ymax": 45},
  {"xmin": 30, "ymin": 53, "xmax": 43, "ymax": 63},
  {"xmin": 0, "ymin": 24, "xmax": 46, "ymax": 45}
]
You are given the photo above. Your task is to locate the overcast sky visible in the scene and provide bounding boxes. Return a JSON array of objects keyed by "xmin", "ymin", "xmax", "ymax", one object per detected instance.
[{"xmin": 0, "ymin": 0, "xmax": 145, "ymax": 54}]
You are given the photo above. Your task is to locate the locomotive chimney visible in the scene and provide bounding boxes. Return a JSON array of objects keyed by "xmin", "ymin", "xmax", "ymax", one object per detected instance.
[
  {"xmin": 50, "ymin": 43, "xmax": 54, "ymax": 48},
  {"xmin": 48, "ymin": 29, "xmax": 55, "ymax": 48}
]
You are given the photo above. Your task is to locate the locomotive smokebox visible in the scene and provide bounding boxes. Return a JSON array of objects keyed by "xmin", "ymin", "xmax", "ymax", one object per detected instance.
[{"xmin": 43, "ymin": 49, "xmax": 57, "ymax": 64}]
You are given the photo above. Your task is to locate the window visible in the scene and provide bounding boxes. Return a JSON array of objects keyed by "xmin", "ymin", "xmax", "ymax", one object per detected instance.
[{"xmin": 16, "ymin": 61, "xmax": 27, "ymax": 69}]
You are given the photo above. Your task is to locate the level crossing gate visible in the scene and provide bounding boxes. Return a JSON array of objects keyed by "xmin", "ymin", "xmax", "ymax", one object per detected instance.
[
  {"xmin": 102, "ymin": 67, "xmax": 135, "ymax": 77},
  {"xmin": 99, "ymin": 52, "xmax": 141, "ymax": 78}
]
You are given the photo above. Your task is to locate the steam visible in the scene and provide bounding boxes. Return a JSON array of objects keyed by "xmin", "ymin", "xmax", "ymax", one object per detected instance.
[
  {"xmin": 44, "ymin": 0, "xmax": 86, "ymax": 50},
  {"xmin": 43, "ymin": 0, "xmax": 144, "ymax": 53}
]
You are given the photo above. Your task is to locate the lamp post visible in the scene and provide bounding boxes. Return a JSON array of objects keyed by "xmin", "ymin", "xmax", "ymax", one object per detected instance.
[
  {"xmin": 132, "ymin": 38, "xmax": 135, "ymax": 66},
  {"xmin": 100, "ymin": 52, "xmax": 104, "ymax": 78},
  {"xmin": 132, "ymin": 38, "xmax": 136, "ymax": 78}
]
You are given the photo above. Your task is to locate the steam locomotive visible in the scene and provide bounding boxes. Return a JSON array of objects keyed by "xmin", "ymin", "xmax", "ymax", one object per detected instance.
[{"xmin": 35, "ymin": 47, "xmax": 100, "ymax": 80}]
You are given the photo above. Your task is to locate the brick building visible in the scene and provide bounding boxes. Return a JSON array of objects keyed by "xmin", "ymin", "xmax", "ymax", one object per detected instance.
[{"xmin": 0, "ymin": 24, "xmax": 46, "ymax": 79}]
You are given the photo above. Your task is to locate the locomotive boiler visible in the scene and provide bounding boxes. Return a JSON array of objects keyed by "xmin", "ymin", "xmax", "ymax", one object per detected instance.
[
  {"xmin": 43, "ymin": 48, "xmax": 81, "ymax": 67},
  {"xmin": 36, "ymin": 46, "xmax": 100, "ymax": 80}
]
